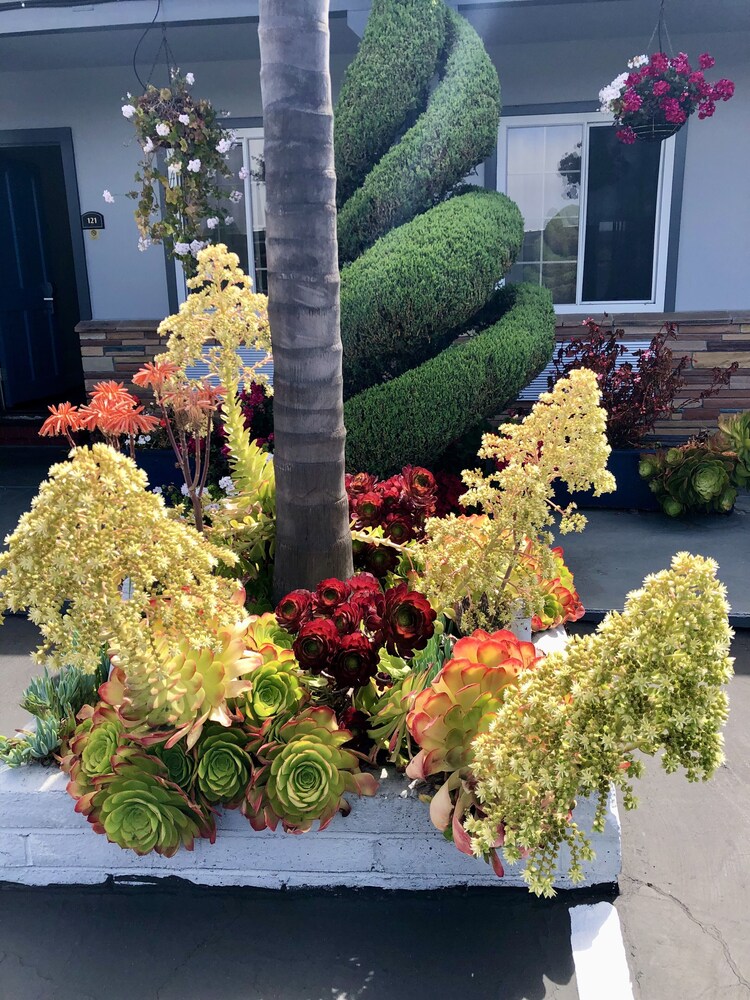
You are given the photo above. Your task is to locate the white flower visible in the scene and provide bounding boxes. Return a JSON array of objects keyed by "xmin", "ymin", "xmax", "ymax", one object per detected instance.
[
  {"xmin": 180, "ymin": 483, "xmax": 190, "ymax": 497},
  {"xmin": 174, "ymin": 242, "xmax": 191, "ymax": 256},
  {"xmin": 102, "ymin": 189, "xmax": 114, "ymax": 204},
  {"xmin": 229, "ymin": 190, "xmax": 244, "ymax": 204},
  {"xmin": 187, "ymin": 158, "xmax": 202, "ymax": 173},
  {"xmin": 225, "ymin": 216, "xmax": 234, "ymax": 225},
  {"xmin": 218, "ymin": 475, "xmax": 237, "ymax": 496},
  {"xmin": 142, "ymin": 137, "xmax": 155, "ymax": 154},
  {"xmin": 136, "ymin": 434, "xmax": 151, "ymax": 445},
  {"xmin": 206, "ymin": 217, "xmax": 220, "ymax": 230},
  {"xmin": 206, "ymin": 502, "xmax": 221, "ymax": 513},
  {"xmin": 190, "ymin": 239, "xmax": 206, "ymax": 255},
  {"xmin": 121, "ymin": 104, "xmax": 136, "ymax": 119},
  {"xmin": 137, "ymin": 236, "xmax": 152, "ymax": 252},
  {"xmin": 152, "ymin": 486, "xmax": 163, "ymax": 496},
  {"xmin": 216, "ymin": 138, "xmax": 233, "ymax": 154},
  {"xmin": 238, "ymin": 166, "xmax": 249, "ymax": 181},
  {"xmin": 156, "ymin": 123, "xmax": 170, "ymax": 137},
  {"xmin": 178, "ymin": 114, "xmax": 190, "ymax": 126},
  {"xmin": 185, "ymin": 72, "xmax": 195, "ymax": 85},
  {"xmin": 627, "ymin": 54, "xmax": 648, "ymax": 69}
]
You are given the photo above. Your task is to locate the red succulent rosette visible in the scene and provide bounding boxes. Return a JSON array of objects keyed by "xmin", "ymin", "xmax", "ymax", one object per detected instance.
[
  {"xmin": 274, "ymin": 589, "xmax": 313, "ymax": 634},
  {"xmin": 315, "ymin": 577, "xmax": 351, "ymax": 610},
  {"xmin": 349, "ymin": 588, "xmax": 385, "ymax": 635},
  {"xmin": 346, "ymin": 472, "xmax": 377, "ymax": 496},
  {"xmin": 402, "ymin": 466, "xmax": 437, "ymax": 512},
  {"xmin": 383, "ymin": 513, "xmax": 414, "ymax": 544},
  {"xmin": 330, "ymin": 633, "xmax": 379, "ymax": 688},
  {"xmin": 382, "ymin": 583, "xmax": 437, "ymax": 656},
  {"xmin": 353, "ymin": 491, "xmax": 384, "ymax": 527},
  {"xmin": 293, "ymin": 618, "xmax": 341, "ymax": 673},
  {"xmin": 348, "ymin": 572, "xmax": 382, "ymax": 594},
  {"xmin": 330, "ymin": 600, "xmax": 361, "ymax": 636},
  {"xmin": 364, "ymin": 545, "xmax": 400, "ymax": 579}
]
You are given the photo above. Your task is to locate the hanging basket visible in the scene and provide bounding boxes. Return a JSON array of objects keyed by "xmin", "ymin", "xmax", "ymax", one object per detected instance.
[{"xmin": 629, "ymin": 119, "xmax": 682, "ymax": 143}]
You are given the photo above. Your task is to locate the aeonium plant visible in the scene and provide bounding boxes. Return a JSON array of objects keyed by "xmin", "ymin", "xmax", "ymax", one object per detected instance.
[
  {"xmin": 599, "ymin": 51, "xmax": 734, "ymax": 144},
  {"xmin": 112, "ymin": 70, "xmax": 246, "ymax": 270}
]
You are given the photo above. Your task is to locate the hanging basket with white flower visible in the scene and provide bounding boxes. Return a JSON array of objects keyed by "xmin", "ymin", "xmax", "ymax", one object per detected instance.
[
  {"xmin": 110, "ymin": 70, "xmax": 245, "ymax": 273},
  {"xmin": 599, "ymin": 51, "xmax": 735, "ymax": 144}
]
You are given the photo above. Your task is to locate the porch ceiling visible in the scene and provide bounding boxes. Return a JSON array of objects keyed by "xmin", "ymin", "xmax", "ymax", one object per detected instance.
[{"xmin": 0, "ymin": 0, "xmax": 747, "ymax": 72}]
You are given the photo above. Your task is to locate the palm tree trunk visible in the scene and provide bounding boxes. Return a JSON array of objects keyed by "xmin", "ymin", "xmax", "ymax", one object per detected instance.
[{"xmin": 259, "ymin": 0, "xmax": 353, "ymax": 600}]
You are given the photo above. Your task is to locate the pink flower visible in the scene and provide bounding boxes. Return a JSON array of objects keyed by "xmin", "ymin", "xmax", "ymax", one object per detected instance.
[
  {"xmin": 661, "ymin": 98, "xmax": 687, "ymax": 124},
  {"xmin": 616, "ymin": 127, "xmax": 637, "ymax": 145},
  {"xmin": 688, "ymin": 71, "xmax": 705, "ymax": 86},
  {"xmin": 670, "ymin": 52, "xmax": 691, "ymax": 74},
  {"xmin": 653, "ymin": 80, "xmax": 670, "ymax": 97},
  {"xmin": 698, "ymin": 100, "xmax": 716, "ymax": 120},
  {"xmin": 699, "ymin": 53, "xmax": 716, "ymax": 70},
  {"xmin": 622, "ymin": 88, "xmax": 643, "ymax": 113},
  {"xmin": 650, "ymin": 52, "xmax": 669, "ymax": 74},
  {"xmin": 712, "ymin": 79, "xmax": 735, "ymax": 101}
]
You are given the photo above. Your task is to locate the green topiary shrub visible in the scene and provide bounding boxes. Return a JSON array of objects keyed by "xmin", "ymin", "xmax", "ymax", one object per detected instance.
[
  {"xmin": 341, "ymin": 191, "xmax": 524, "ymax": 397},
  {"xmin": 344, "ymin": 284, "xmax": 556, "ymax": 475},
  {"xmin": 334, "ymin": 0, "xmax": 446, "ymax": 207},
  {"xmin": 335, "ymin": 0, "xmax": 555, "ymax": 473},
  {"xmin": 337, "ymin": 8, "xmax": 501, "ymax": 264}
]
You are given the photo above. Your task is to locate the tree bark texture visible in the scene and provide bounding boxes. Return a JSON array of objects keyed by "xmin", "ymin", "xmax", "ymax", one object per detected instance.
[{"xmin": 259, "ymin": 0, "xmax": 354, "ymax": 600}]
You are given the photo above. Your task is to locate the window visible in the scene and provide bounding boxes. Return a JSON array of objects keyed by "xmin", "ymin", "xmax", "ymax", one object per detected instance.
[{"xmin": 498, "ymin": 113, "xmax": 676, "ymax": 312}]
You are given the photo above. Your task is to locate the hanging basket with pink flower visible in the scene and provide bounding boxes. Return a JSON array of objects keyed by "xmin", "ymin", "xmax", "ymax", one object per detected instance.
[{"xmin": 599, "ymin": 50, "xmax": 734, "ymax": 144}]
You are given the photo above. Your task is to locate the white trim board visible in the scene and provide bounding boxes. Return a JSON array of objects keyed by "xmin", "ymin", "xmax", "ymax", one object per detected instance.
[{"xmin": 570, "ymin": 901, "xmax": 635, "ymax": 1000}]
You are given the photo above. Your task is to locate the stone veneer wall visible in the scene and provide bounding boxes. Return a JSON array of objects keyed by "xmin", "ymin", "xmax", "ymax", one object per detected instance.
[
  {"xmin": 77, "ymin": 312, "xmax": 750, "ymax": 440},
  {"xmin": 76, "ymin": 320, "xmax": 164, "ymax": 399},
  {"xmin": 554, "ymin": 311, "xmax": 750, "ymax": 441}
]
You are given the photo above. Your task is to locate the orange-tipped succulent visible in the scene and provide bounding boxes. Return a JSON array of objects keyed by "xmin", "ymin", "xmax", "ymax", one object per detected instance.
[
  {"xmin": 530, "ymin": 547, "xmax": 584, "ymax": 632},
  {"xmin": 405, "ymin": 629, "xmax": 541, "ymax": 781}
]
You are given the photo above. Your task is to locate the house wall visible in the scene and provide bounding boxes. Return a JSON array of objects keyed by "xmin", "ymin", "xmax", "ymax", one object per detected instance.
[{"xmin": 485, "ymin": 29, "xmax": 750, "ymax": 313}]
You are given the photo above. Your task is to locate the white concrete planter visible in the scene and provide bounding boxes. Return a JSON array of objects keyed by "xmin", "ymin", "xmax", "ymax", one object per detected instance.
[
  {"xmin": 0, "ymin": 625, "xmax": 622, "ymax": 890},
  {"xmin": 0, "ymin": 764, "xmax": 621, "ymax": 889}
]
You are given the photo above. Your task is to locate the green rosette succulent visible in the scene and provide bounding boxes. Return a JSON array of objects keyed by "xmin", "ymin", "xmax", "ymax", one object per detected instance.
[
  {"xmin": 718, "ymin": 411, "xmax": 750, "ymax": 488},
  {"xmin": 240, "ymin": 650, "xmax": 307, "ymax": 729},
  {"xmin": 195, "ymin": 723, "xmax": 253, "ymax": 806},
  {"xmin": 61, "ymin": 703, "xmax": 127, "ymax": 814},
  {"xmin": 152, "ymin": 741, "xmax": 197, "ymax": 793},
  {"xmin": 88, "ymin": 753, "xmax": 214, "ymax": 856},
  {"xmin": 640, "ymin": 444, "xmax": 738, "ymax": 516},
  {"xmin": 367, "ymin": 670, "xmax": 431, "ymax": 765},
  {"xmin": 244, "ymin": 707, "xmax": 378, "ymax": 833}
]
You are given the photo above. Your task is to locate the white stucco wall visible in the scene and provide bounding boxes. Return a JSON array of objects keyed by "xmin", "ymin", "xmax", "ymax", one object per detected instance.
[{"xmin": 0, "ymin": 27, "xmax": 747, "ymax": 320}]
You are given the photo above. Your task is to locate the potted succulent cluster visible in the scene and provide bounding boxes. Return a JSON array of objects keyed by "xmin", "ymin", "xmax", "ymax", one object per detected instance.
[
  {"xmin": 639, "ymin": 411, "xmax": 750, "ymax": 516},
  {"xmin": 0, "ymin": 249, "xmax": 734, "ymax": 896},
  {"xmin": 599, "ymin": 51, "xmax": 735, "ymax": 144},
  {"xmin": 548, "ymin": 317, "xmax": 737, "ymax": 511}
]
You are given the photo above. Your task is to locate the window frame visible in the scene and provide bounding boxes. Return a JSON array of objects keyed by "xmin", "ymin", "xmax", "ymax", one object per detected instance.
[{"xmin": 496, "ymin": 111, "xmax": 677, "ymax": 314}]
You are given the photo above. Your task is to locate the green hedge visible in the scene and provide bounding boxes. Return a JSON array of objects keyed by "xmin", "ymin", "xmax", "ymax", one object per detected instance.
[
  {"xmin": 341, "ymin": 190, "xmax": 523, "ymax": 397},
  {"xmin": 334, "ymin": 0, "xmax": 445, "ymax": 208},
  {"xmin": 337, "ymin": 9, "xmax": 501, "ymax": 264},
  {"xmin": 344, "ymin": 283, "xmax": 556, "ymax": 475}
]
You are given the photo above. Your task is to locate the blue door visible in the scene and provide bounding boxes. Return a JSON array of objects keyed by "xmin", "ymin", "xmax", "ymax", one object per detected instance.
[{"xmin": 0, "ymin": 159, "xmax": 63, "ymax": 407}]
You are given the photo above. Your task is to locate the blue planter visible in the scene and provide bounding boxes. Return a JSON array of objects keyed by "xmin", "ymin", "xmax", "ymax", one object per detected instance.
[
  {"xmin": 134, "ymin": 449, "xmax": 180, "ymax": 489},
  {"xmin": 554, "ymin": 448, "xmax": 660, "ymax": 511}
]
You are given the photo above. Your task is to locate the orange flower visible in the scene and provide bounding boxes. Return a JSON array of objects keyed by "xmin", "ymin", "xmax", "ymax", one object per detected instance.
[
  {"xmin": 97, "ymin": 404, "xmax": 160, "ymax": 438},
  {"xmin": 132, "ymin": 361, "xmax": 180, "ymax": 392},
  {"xmin": 89, "ymin": 381, "xmax": 134, "ymax": 404},
  {"xmin": 39, "ymin": 402, "xmax": 82, "ymax": 439}
]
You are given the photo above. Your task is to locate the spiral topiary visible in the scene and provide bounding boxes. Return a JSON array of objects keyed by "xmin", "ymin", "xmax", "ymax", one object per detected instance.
[{"xmin": 335, "ymin": 0, "xmax": 555, "ymax": 472}]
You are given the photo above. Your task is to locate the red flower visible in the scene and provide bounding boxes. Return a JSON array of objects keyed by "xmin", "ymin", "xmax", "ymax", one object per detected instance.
[
  {"xmin": 293, "ymin": 619, "xmax": 340, "ymax": 673},
  {"xmin": 616, "ymin": 126, "xmax": 637, "ymax": 145},
  {"xmin": 699, "ymin": 52, "xmax": 716, "ymax": 70},
  {"xmin": 275, "ymin": 589, "xmax": 313, "ymax": 633},
  {"xmin": 382, "ymin": 584, "xmax": 436, "ymax": 657},
  {"xmin": 650, "ymin": 52, "xmax": 669, "ymax": 74},
  {"xmin": 330, "ymin": 633, "xmax": 379, "ymax": 688},
  {"xmin": 39, "ymin": 402, "xmax": 83, "ymax": 440},
  {"xmin": 652, "ymin": 79, "xmax": 669, "ymax": 96},
  {"xmin": 315, "ymin": 577, "xmax": 350, "ymax": 610}
]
